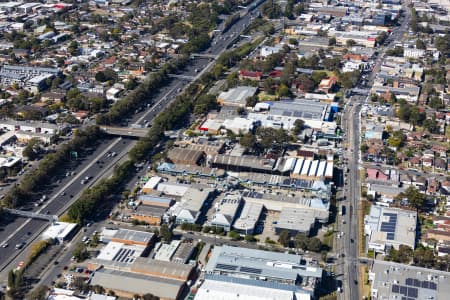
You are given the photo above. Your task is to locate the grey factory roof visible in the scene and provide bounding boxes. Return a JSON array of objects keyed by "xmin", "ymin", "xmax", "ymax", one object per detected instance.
[
  {"xmin": 205, "ymin": 274, "xmax": 303, "ymax": 292},
  {"xmin": 157, "ymin": 162, "xmax": 225, "ymax": 178},
  {"xmin": 210, "ymin": 155, "xmax": 276, "ymax": 171},
  {"xmin": 364, "ymin": 206, "xmax": 417, "ymax": 249},
  {"xmin": 242, "ymin": 190, "xmax": 329, "ymax": 210},
  {"xmin": 196, "ymin": 274, "xmax": 311, "ymax": 300},
  {"xmin": 370, "ymin": 260, "xmax": 450, "ymax": 300},
  {"xmin": 0, "ymin": 119, "xmax": 60, "ymax": 130},
  {"xmin": 134, "ymin": 205, "xmax": 166, "ymax": 217},
  {"xmin": 269, "ymin": 99, "xmax": 328, "ymax": 121},
  {"xmin": 369, "ymin": 184, "xmax": 405, "ymax": 196},
  {"xmin": 132, "ymin": 257, "xmax": 193, "ymax": 280},
  {"xmin": 90, "ymin": 268, "xmax": 184, "ymax": 300},
  {"xmin": 233, "ymin": 201, "xmax": 263, "ymax": 232},
  {"xmin": 211, "ymin": 194, "xmax": 242, "ymax": 228},
  {"xmin": 112, "ymin": 228, "xmax": 155, "ymax": 244},
  {"xmin": 0, "ymin": 71, "xmax": 26, "ymax": 80},
  {"xmin": 205, "ymin": 245, "xmax": 323, "ymax": 281},
  {"xmin": 275, "ymin": 207, "xmax": 317, "ymax": 233},
  {"xmin": 372, "ymin": 85, "xmax": 421, "ymax": 96},
  {"xmin": 218, "ymin": 86, "xmax": 257, "ymax": 106},
  {"xmin": 2, "ymin": 65, "xmax": 61, "ymax": 74}
]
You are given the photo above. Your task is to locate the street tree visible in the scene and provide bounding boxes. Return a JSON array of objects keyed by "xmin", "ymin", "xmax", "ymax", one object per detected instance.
[{"xmin": 278, "ymin": 230, "xmax": 290, "ymax": 247}]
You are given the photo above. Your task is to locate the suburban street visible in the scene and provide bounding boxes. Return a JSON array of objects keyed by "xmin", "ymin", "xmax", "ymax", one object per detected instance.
[{"xmin": 0, "ymin": 2, "xmax": 263, "ymax": 290}]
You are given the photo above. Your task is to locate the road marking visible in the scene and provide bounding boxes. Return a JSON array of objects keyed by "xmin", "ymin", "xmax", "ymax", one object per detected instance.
[{"xmin": 1, "ymin": 138, "xmax": 122, "ymax": 252}]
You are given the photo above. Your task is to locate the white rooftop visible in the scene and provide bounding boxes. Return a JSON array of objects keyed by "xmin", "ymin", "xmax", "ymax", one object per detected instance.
[
  {"xmin": 42, "ymin": 222, "xmax": 77, "ymax": 241},
  {"xmin": 97, "ymin": 241, "xmax": 145, "ymax": 264}
]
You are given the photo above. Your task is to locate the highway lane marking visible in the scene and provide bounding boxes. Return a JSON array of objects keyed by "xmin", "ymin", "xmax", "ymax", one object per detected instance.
[
  {"xmin": 0, "ymin": 137, "xmax": 123, "ymax": 267},
  {"xmin": 135, "ymin": 81, "xmax": 183, "ymax": 125}
]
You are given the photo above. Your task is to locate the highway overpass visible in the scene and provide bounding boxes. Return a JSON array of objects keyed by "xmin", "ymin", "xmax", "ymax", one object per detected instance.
[{"xmin": 100, "ymin": 126, "xmax": 148, "ymax": 138}]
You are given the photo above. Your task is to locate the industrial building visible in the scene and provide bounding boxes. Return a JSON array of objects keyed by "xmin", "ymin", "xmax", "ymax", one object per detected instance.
[
  {"xmin": 205, "ymin": 245, "xmax": 323, "ymax": 293},
  {"xmin": 0, "ymin": 119, "xmax": 63, "ymax": 135},
  {"xmin": 153, "ymin": 239, "xmax": 196, "ymax": 264},
  {"xmin": 100, "ymin": 228, "xmax": 156, "ymax": 248},
  {"xmin": 90, "ymin": 268, "xmax": 186, "ymax": 300},
  {"xmin": 217, "ymin": 86, "xmax": 258, "ymax": 107},
  {"xmin": 157, "ymin": 162, "xmax": 225, "ymax": 179},
  {"xmin": 210, "ymin": 193, "xmax": 243, "ymax": 231},
  {"xmin": 233, "ymin": 201, "xmax": 263, "ymax": 235},
  {"xmin": 369, "ymin": 260, "xmax": 450, "ymax": 300},
  {"xmin": 157, "ymin": 182, "xmax": 190, "ymax": 197},
  {"xmin": 0, "ymin": 65, "xmax": 62, "ymax": 92},
  {"xmin": 89, "ymin": 237, "xmax": 195, "ymax": 299},
  {"xmin": 130, "ymin": 205, "xmax": 166, "ymax": 226},
  {"xmin": 285, "ymin": 158, "xmax": 334, "ymax": 180},
  {"xmin": 195, "ymin": 275, "xmax": 312, "ymax": 300},
  {"xmin": 364, "ymin": 205, "xmax": 417, "ymax": 254},
  {"xmin": 247, "ymin": 99, "xmax": 335, "ymax": 131},
  {"xmin": 96, "ymin": 241, "xmax": 146, "ymax": 265},
  {"xmin": 141, "ymin": 176, "xmax": 163, "ymax": 193},
  {"xmin": 274, "ymin": 207, "xmax": 320, "ymax": 236},
  {"xmin": 209, "ymin": 155, "xmax": 277, "ymax": 173},
  {"xmin": 371, "ymin": 85, "xmax": 421, "ymax": 103},
  {"xmin": 41, "ymin": 222, "xmax": 77, "ymax": 243},
  {"xmin": 166, "ymin": 188, "xmax": 212, "ymax": 224},
  {"xmin": 241, "ymin": 191, "xmax": 330, "ymax": 224},
  {"xmin": 130, "ymin": 194, "xmax": 174, "ymax": 225},
  {"xmin": 167, "ymin": 148, "xmax": 205, "ymax": 165}
]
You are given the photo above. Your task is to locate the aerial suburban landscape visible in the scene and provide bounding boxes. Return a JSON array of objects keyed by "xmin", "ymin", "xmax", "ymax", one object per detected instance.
[{"xmin": 0, "ymin": 0, "xmax": 448, "ymax": 299}]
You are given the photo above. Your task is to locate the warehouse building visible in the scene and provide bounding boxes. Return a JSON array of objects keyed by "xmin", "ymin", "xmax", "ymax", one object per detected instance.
[
  {"xmin": 241, "ymin": 191, "xmax": 330, "ymax": 224},
  {"xmin": 369, "ymin": 260, "xmax": 450, "ymax": 300},
  {"xmin": 233, "ymin": 201, "xmax": 263, "ymax": 235},
  {"xmin": 90, "ymin": 268, "xmax": 186, "ymax": 300},
  {"xmin": 274, "ymin": 207, "xmax": 321, "ymax": 236},
  {"xmin": 205, "ymin": 245, "xmax": 323, "ymax": 293},
  {"xmin": 167, "ymin": 148, "xmax": 205, "ymax": 165},
  {"xmin": 130, "ymin": 205, "xmax": 166, "ymax": 226},
  {"xmin": 130, "ymin": 194, "xmax": 174, "ymax": 225},
  {"xmin": 99, "ymin": 228, "xmax": 156, "ymax": 248},
  {"xmin": 210, "ymin": 193, "xmax": 243, "ymax": 231},
  {"xmin": 157, "ymin": 162, "xmax": 225, "ymax": 179},
  {"xmin": 364, "ymin": 205, "xmax": 417, "ymax": 254},
  {"xmin": 166, "ymin": 188, "xmax": 212, "ymax": 224},
  {"xmin": 0, "ymin": 119, "xmax": 63, "ymax": 135},
  {"xmin": 154, "ymin": 240, "xmax": 182, "ymax": 262},
  {"xmin": 156, "ymin": 182, "xmax": 190, "ymax": 197},
  {"xmin": 195, "ymin": 275, "xmax": 312, "ymax": 300},
  {"xmin": 247, "ymin": 99, "xmax": 333, "ymax": 131},
  {"xmin": 154, "ymin": 239, "xmax": 196, "ymax": 264},
  {"xmin": 287, "ymin": 158, "xmax": 334, "ymax": 180},
  {"xmin": 209, "ymin": 155, "xmax": 277, "ymax": 173},
  {"xmin": 96, "ymin": 241, "xmax": 146, "ymax": 265},
  {"xmin": 141, "ymin": 176, "xmax": 163, "ymax": 193},
  {"xmin": 217, "ymin": 86, "xmax": 258, "ymax": 107}
]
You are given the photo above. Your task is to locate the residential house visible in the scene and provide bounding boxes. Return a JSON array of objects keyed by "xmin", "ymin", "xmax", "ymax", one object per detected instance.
[
  {"xmin": 239, "ymin": 70, "xmax": 262, "ymax": 81},
  {"xmin": 318, "ymin": 77, "xmax": 337, "ymax": 93}
]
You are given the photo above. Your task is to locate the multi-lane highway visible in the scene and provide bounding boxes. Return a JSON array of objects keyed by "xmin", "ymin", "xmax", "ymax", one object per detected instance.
[{"xmin": 0, "ymin": 1, "xmax": 265, "ymax": 288}]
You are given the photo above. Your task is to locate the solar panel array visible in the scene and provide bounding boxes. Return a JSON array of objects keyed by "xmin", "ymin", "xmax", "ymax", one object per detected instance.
[
  {"xmin": 380, "ymin": 212, "xmax": 397, "ymax": 240},
  {"xmin": 216, "ymin": 263, "xmax": 238, "ymax": 271},
  {"xmin": 392, "ymin": 285, "xmax": 418, "ymax": 299},
  {"xmin": 240, "ymin": 266, "xmax": 263, "ymax": 274},
  {"xmin": 112, "ymin": 248, "xmax": 136, "ymax": 264},
  {"xmin": 405, "ymin": 278, "xmax": 437, "ymax": 290}
]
